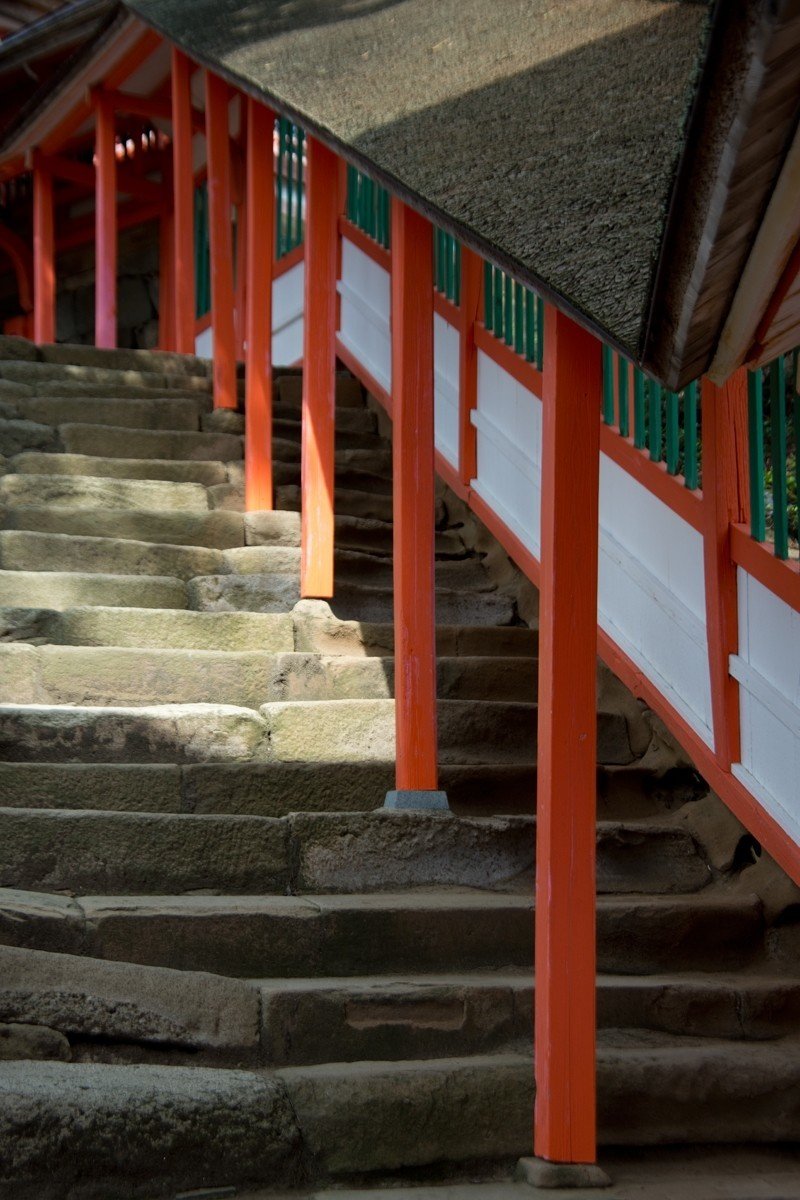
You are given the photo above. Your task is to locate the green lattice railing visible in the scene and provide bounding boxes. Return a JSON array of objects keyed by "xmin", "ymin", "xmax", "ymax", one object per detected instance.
[
  {"xmin": 602, "ymin": 348, "xmax": 701, "ymax": 490},
  {"xmin": 483, "ymin": 264, "xmax": 544, "ymax": 371},
  {"xmin": 194, "ymin": 179, "xmax": 210, "ymax": 319},
  {"xmin": 748, "ymin": 351, "xmax": 799, "ymax": 559},
  {"xmin": 275, "ymin": 117, "xmax": 305, "ymax": 259},
  {"xmin": 346, "ymin": 166, "xmax": 390, "ymax": 250},
  {"xmin": 434, "ymin": 229, "xmax": 461, "ymax": 306}
]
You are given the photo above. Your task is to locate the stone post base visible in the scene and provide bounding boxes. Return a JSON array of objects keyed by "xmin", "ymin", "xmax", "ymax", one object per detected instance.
[
  {"xmin": 383, "ymin": 789, "xmax": 450, "ymax": 811},
  {"xmin": 516, "ymin": 1156, "xmax": 613, "ymax": 1189}
]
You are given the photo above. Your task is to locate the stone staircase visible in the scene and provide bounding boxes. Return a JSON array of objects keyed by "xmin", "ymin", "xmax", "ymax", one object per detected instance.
[{"xmin": 1, "ymin": 335, "xmax": 799, "ymax": 1199}]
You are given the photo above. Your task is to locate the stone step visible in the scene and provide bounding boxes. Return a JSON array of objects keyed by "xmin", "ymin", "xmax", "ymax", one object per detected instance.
[
  {"xmin": 269, "ymin": 401, "xmax": 376, "ymax": 434},
  {"xmin": 221, "ymin": 545, "xmax": 490, "ymax": 592},
  {"xmin": 49, "ymin": 606, "xmax": 293, "ymax": 652},
  {"xmin": 0, "ymin": 888, "xmax": 762, "ymax": 976},
  {"xmin": 0, "ymin": 943, "xmax": 259, "ymax": 1059},
  {"xmin": 0, "ymin": 358, "xmax": 211, "ymax": 394},
  {"xmin": 37, "ymin": 341, "xmax": 212, "ymax": 379},
  {"xmin": 11, "ymin": 393, "xmax": 206, "ymax": 430},
  {"xmin": 0, "ymin": 474, "xmax": 211, "ymax": 514},
  {"xmin": 0, "ymin": 646, "xmax": 538, "ymax": 707},
  {"xmin": 0, "ymin": 698, "xmax": 631, "ymax": 766},
  {"xmin": 0, "ymin": 530, "xmax": 222, "ymax": 582},
  {"xmin": 270, "ymin": 439, "xmax": 392, "ymax": 475},
  {"xmin": 258, "ymin": 970, "xmax": 800, "ymax": 1067},
  {"xmin": 277, "ymin": 372, "xmax": 364, "ymax": 408},
  {"xmin": 0, "ymin": 570, "xmax": 187, "ymax": 612},
  {"xmin": 1, "ymin": 505, "xmax": 245, "ymax": 549},
  {"xmin": 276, "ymin": 483, "xmax": 401, "ymax": 523},
  {"xmin": 10, "ymin": 451, "xmax": 230, "ymax": 487},
  {"xmin": 0, "ymin": 809, "xmax": 707, "ymax": 897},
  {"xmin": 0, "ymin": 1060, "xmax": 298, "ymax": 1197},
  {"xmin": 272, "ymin": 460, "xmax": 392, "ymax": 494},
  {"xmin": 60, "ymin": 422, "xmax": 242, "ymax": 461},
  {"xmin": 0, "ymin": 416, "xmax": 59, "ymax": 456},
  {"xmin": 243, "ymin": 509, "xmax": 466, "ymax": 559}
]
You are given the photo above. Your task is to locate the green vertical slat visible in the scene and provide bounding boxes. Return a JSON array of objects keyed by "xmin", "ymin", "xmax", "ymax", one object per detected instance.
[
  {"xmin": 524, "ymin": 289, "xmax": 535, "ymax": 362},
  {"xmin": 748, "ymin": 369, "xmax": 766, "ymax": 542},
  {"xmin": 513, "ymin": 283, "xmax": 524, "ymax": 356},
  {"xmin": 617, "ymin": 358, "xmax": 629, "ymax": 438},
  {"xmin": 275, "ymin": 120, "xmax": 285, "ymax": 257},
  {"xmin": 382, "ymin": 188, "xmax": 391, "ymax": 249},
  {"xmin": 453, "ymin": 240, "xmax": 461, "ymax": 305},
  {"xmin": 771, "ymin": 356, "xmax": 789, "ymax": 559},
  {"xmin": 665, "ymin": 390, "xmax": 680, "ymax": 474},
  {"xmin": 435, "ymin": 229, "xmax": 443, "ymax": 292},
  {"xmin": 649, "ymin": 381, "xmax": 663, "ymax": 462},
  {"xmin": 346, "ymin": 166, "xmax": 355, "ymax": 222},
  {"xmin": 446, "ymin": 236, "xmax": 455, "ymax": 303},
  {"xmin": 295, "ymin": 127, "xmax": 304, "ymax": 248},
  {"xmin": 285, "ymin": 123, "xmax": 295, "ymax": 256},
  {"xmin": 633, "ymin": 369, "xmax": 647, "ymax": 449},
  {"xmin": 602, "ymin": 345, "xmax": 615, "ymax": 424},
  {"xmin": 684, "ymin": 381, "xmax": 699, "ymax": 490},
  {"xmin": 504, "ymin": 274, "xmax": 513, "ymax": 346},
  {"xmin": 484, "ymin": 263, "xmax": 493, "ymax": 332},
  {"xmin": 535, "ymin": 295, "xmax": 544, "ymax": 371},
  {"xmin": 493, "ymin": 267, "xmax": 503, "ymax": 336}
]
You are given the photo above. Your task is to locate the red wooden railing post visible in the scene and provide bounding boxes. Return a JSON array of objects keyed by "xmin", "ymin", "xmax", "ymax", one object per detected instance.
[
  {"xmin": 458, "ymin": 245, "xmax": 482, "ymax": 488},
  {"xmin": 528, "ymin": 304, "xmax": 604, "ymax": 1179},
  {"xmin": 702, "ymin": 370, "xmax": 749, "ymax": 769},
  {"xmin": 32, "ymin": 158, "xmax": 55, "ymax": 344},
  {"xmin": 170, "ymin": 47, "xmax": 196, "ymax": 355},
  {"xmin": 244, "ymin": 96, "xmax": 275, "ymax": 512},
  {"xmin": 387, "ymin": 199, "xmax": 443, "ymax": 807},
  {"xmin": 300, "ymin": 136, "xmax": 338, "ymax": 597},
  {"xmin": 205, "ymin": 70, "xmax": 237, "ymax": 409},
  {"xmin": 94, "ymin": 91, "xmax": 117, "ymax": 349}
]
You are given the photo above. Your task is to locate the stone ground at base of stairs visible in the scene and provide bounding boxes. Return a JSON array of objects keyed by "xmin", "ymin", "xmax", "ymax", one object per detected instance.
[{"xmin": 211, "ymin": 1145, "xmax": 800, "ymax": 1200}]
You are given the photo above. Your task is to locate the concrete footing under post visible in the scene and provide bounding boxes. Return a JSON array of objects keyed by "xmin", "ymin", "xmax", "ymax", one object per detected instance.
[
  {"xmin": 384, "ymin": 789, "xmax": 450, "ymax": 811},
  {"xmin": 516, "ymin": 1158, "xmax": 613, "ymax": 1189}
]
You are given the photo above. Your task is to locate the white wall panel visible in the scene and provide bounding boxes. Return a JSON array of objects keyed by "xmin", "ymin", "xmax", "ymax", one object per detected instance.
[
  {"xmin": 598, "ymin": 455, "xmax": 712, "ymax": 743},
  {"xmin": 194, "ymin": 261, "xmax": 305, "ymax": 366},
  {"xmin": 733, "ymin": 569, "xmax": 800, "ymax": 840},
  {"xmin": 472, "ymin": 350, "xmax": 542, "ymax": 554},
  {"xmin": 434, "ymin": 313, "xmax": 460, "ymax": 468},
  {"xmin": 337, "ymin": 238, "xmax": 391, "ymax": 392}
]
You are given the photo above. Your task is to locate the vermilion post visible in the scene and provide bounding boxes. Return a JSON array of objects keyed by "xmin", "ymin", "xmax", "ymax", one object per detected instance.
[
  {"xmin": 534, "ymin": 305, "xmax": 601, "ymax": 1165},
  {"xmin": 300, "ymin": 136, "xmax": 338, "ymax": 597},
  {"xmin": 702, "ymin": 370, "xmax": 749, "ymax": 768},
  {"xmin": 244, "ymin": 97, "xmax": 275, "ymax": 512},
  {"xmin": 391, "ymin": 199, "xmax": 438, "ymax": 791},
  {"xmin": 205, "ymin": 70, "xmax": 237, "ymax": 409},
  {"xmin": 32, "ymin": 161, "xmax": 55, "ymax": 344},
  {"xmin": 170, "ymin": 47, "xmax": 196, "ymax": 355},
  {"xmin": 94, "ymin": 92, "xmax": 117, "ymax": 348},
  {"xmin": 458, "ymin": 245, "xmax": 482, "ymax": 487}
]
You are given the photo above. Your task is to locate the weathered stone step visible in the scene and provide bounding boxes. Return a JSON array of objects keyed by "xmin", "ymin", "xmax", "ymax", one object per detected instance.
[
  {"xmin": 276, "ymin": 372, "xmax": 364, "ymax": 408},
  {"xmin": 0, "ymin": 530, "xmax": 222, "ymax": 581},
  {"xmin": 270, "ymin": 439, "xmax": 392, "ymax": 475},
  {"xmin": 243, "ymin": 509, "xmax": 466, "ymax": 559},
  {"xmin": 0, "ymin": 1060, "xmax": 298, "ymax": 1198},
  {"xmin": 272, "ymin": 460, "xmax": 392, "ymax": 494},
  {"xmin": 0, "ymin": 809, "xmax": 707, "ymax": 897},
  {"xmin": 276, "ymin": 483, "xmax": 405, "ymax": 524},
  {"xmin": 0, "ymin": 357, "xmax": 211, "ymax": 394},
  {"xmin": 0, "ymin": 569, "xmax": 187, "ymax": 612},
  {"xmin": 0, "ymin": 698, "xmax": 630, "ymax": 765},
  {"xmin": 49, "ymin": 606, "xmax": 292, "ymax": 652},
  {"xmin": 0, "ymin": 888, "xmax": 762, "ymax": 976},
  {"xmin": 0, "ymin": 474, "xmax": 210, "ymax": 513},
  {"xmin": 0, "ymin": 416, "xmax": 58, "ymax": 456},
  {"xmin": 37, "ymin": 341, "xmax": 212, "ymax": 379},
  {"xmin": 258, "ymin": 970, "xmax": 800, "ymax": 1067},
  {"xmin": 60, "ymin": 422, "xmax": 242, "ymax": 461},
  {"xmin": 10, "ymin": 393, "xmax": 206, "ymax": 430},
  {"xmin": 10, "ymin": 451, "xmax": 230, "ymax": 487},
  {"xmin": 221, "ymin": 545, "xmax": 490, "ymax": 592},
  {"xmin": 1, "ymin": 505, "xmax": 244, "ymax": 549},
  {"xmin": 0, "ymin": 646, "xmax": 537, "ymax": 707},
  {"xmin": 269, "ymin": 401, "xmax": 376, "ymax": 434},
  {"xmin": 0, "ymin": 943, "xmax": 259, "ymax": 1059}
]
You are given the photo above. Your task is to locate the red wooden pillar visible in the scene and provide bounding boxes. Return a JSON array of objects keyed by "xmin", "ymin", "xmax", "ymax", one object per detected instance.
[
  {"xmin": 533, "ymin": 305, "xmax": 602, "ymax": 1169},
  {"xmin": 244, "ymin": 97, "xmax": 275, "ymax": 512},
  {"xmin": 389, "ymin": 199, "xmax": 441, "ymax": 802},
  {"xmin": 205, "ymin": 70, "xmax": 237, "ymax": 409},
  {"xmin": 300, "ymin": 136, "xmax": 338, "ymax": 597},
  {"xmin": 458, "ymin": 245, "xmax": 482, "ymax": 488},
  {"xmin": 702, "ymin": 370, "xmax": 749, "ymax": 769},
  {"xmin": 94, "ymin": 92, "xmax": 117, "ymax": 349},
  {"xmin": 32, "ymin": 160, "xmax": 55, "ymax": 344},
  {"xmin": 171, "ymin": 47, "xmax": 196, "ymax": 355}
]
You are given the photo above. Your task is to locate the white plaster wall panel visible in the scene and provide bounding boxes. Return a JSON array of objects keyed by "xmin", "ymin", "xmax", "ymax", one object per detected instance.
[
  {"xmin": 337, "ymin": 238, "xmax": 391, "ymax": 392},
  {"xmin": 598, "ymin": 455, "xmax": 712, "ymax": 743},
  {"xmin": 733, "ymin": 568, "xmax": 800, "ymax": 836},
  {"xmin": 272, "ymin": 261, "xmax": 304, "ymax": 365},
  {"xmin": 434, "ymin": 313, "xmax": 460, "ymax": 467},
  {"xmin": 195, "ymin": 326, "xmax": 213, "ymax": 359},
  {"xmin": 472, "ymin": 351, "xmax": 542, "ymax": 554}
]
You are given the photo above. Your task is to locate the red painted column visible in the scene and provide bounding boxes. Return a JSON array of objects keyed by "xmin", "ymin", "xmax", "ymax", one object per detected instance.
[
  {"xmin": 244, "ymin": 97, "xmax": 275, "ymax": 512},
  {"xmin": 702, "ymin": 370, "xmax": 749, "ymax": 769},
  {"xmin": 391, "ymin": 199, "xmax": 439, "ymax": 794},
  {"xmin": 205, "ymin": 70, "xmax": 237, "ymax": 409},
  {"xmin": 300, "ymin": 136, "xmax": 338, "ymax": 597},
  {"xmin": 171, "ymin": 47, "xmax": 196, "ymax": 355},
  {"xmin": 32, "ymin": 160, "xmax": 55, "ymax": 344},
  {"xmin": 94, "ymin": 92, "xmax": 117, "ymax": 349},
  {"xmin": 458, "ymin": 245, "xmax": 482, "ymax": 488},
  {"xmin": 534, "ymin": 305, "xmax": 601, "ymax": 1166}
]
